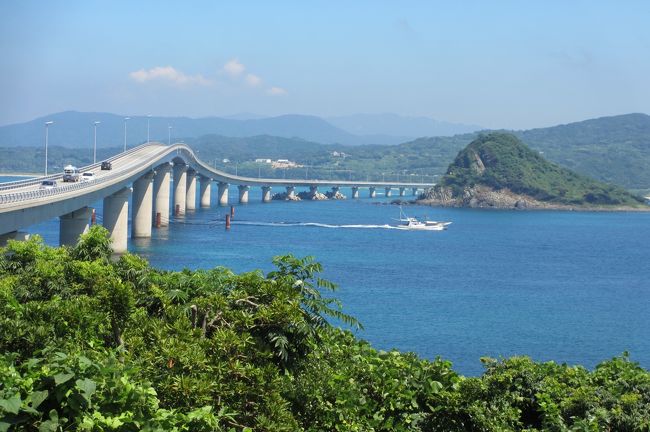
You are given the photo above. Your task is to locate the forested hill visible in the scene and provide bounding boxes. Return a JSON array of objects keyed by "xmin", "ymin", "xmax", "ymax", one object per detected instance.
[
  {"xmin": 516, "ymin": 113, "xmax": 650, "ymax": 190},
  {"xmin": 340, "ymin": 113, "xmax": 650, "ymax": 191},
  {"xmin": 438, "ymin": 132, "xmax": 645, "ymax": 207}
]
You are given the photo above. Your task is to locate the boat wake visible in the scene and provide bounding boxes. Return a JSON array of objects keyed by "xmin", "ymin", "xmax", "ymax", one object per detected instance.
[
  {"xmin": 179, "ymin": 218, "xmax": 448, "ymax": 231},
  {"xmin": 228, "ymin": 221, "xmax": 404, "ymax": 230}
]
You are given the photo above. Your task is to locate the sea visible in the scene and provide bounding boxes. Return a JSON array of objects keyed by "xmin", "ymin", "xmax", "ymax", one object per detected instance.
[{"xmin": 2, "ymin": 175, "xmax": 649, "ymax": 376}]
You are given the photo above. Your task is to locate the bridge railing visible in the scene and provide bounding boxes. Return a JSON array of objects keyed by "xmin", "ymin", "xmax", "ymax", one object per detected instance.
[
  {"xmin": 1, "ymin": 142, "xmax": 434, "ymax": 206},
  {"xmin": 0, "ymin": 169, "xmax": 118, "ymax": 205},
  {"xmin": 0, "ymin": 142, "xmax": 158, "ymax": 192},
  {"xmin": 0, "ymin": 143, "xmax": 165, "ymax": 205}
]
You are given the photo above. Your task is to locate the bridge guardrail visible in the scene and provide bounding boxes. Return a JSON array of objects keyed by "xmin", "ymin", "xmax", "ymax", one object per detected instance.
[
  {"xmin": 0, "ymin": 142, "xmax": 158, "ymax": 192},
  {"xmin": 0, "ymin": 144, "xmax": 167, "ymax": 205},
  {"xmin": 1, "ymin": 143, "xmax": 435, "ymax": 207}
]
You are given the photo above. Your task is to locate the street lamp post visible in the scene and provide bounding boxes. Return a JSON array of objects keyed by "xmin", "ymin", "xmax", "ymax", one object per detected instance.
[
  {"xmin": 147, "ymin": 114, "xmax": 152, "ymax": 143},
  {"xmin": 123, "ymin": 117, "xmax": 130, "ymax": 152},
  {"xmin": 93, "ymin": 121, "xmax": 101, "ymax": 164},
  {"xmin": 44, "ymin": 121, "xmax": 54, "ymax": 176},
  {"xmin": 168, "ymin": 126, "xmax": 172, "ymax": 145}
]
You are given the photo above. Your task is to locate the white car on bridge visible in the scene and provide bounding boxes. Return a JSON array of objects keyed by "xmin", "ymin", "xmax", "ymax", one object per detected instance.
[
  {"xmin": 39, "ymin": 180, "xmax": 57, "ymax": 190},
  {"xmin": 80, "ymin": 172, "xmax": 96, "ymax": 182}
]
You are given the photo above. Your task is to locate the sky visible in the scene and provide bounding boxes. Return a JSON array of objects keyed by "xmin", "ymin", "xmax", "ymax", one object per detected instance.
[{"xmin": 1, "ymin": 0, "xmax": 650, "ymax": 129}]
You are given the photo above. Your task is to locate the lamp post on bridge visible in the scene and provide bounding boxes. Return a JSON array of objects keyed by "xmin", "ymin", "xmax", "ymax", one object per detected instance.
[
  {"xmin": 168, "ymin": 125, "xmax": 172, "ymax": 145},
  {"xmin": 123, "ymin": 117, "xmax": 130, "ymax": 152},
  {"xmin": 93, "ymin": 121, "xmax": 101, "ymax": 164},
  {"xmin": 44, "ymin": 121, "xmax": 54, "ymax": 176},
  {"xmin": 147, "ymin": 114, "xmax": 151, "ymax": 144}
]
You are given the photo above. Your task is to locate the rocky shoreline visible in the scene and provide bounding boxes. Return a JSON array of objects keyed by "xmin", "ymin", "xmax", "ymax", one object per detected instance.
[
  {"xmin": 272, "ymin": 190, "xmax": 347, "ymax": 201},
  {"xmin": 417, "ymin": 185, "xmax": 650, "ymax": 212}
]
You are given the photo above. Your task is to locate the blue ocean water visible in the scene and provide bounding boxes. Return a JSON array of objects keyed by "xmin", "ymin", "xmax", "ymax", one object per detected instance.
[{"xmin": 3, "ymin": 176, "xmax": 650, "ymax": 375}]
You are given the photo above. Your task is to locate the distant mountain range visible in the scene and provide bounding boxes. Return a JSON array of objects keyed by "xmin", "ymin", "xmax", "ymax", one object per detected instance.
[
  {"xmin": 0, "ymin": 111, "xmax": 481, "ymax": 149},
  {"xmin": 1, "ymin": 112, "xmax": 649, "ymax": 191},
  {"xmin": 327, "ymin": 113, "xmax": 481, "ymax": 138},
  {"xmin": 153, "ymin": 113, "xmax": 650, "ymax": 190}
]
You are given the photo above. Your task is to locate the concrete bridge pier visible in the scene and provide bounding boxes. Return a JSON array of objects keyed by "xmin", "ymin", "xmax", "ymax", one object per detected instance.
[
  {"xmin": 186, "ymin": 170, "xmax": 197, "ymax": 211},
  {"xmin": 412, "ymin": 188, "xmax": 418, "ymax": 196},
  {"xmin": 217, "ymin": 182, "xmax": 229, "ymax": 206},
  {"xmin": 132, "ymin": 172, "xmax": 154, "ymax": 238},
  {"xmin": 351, "ymin": 187, "xmax": 359, "ymax": 199},
  {"xmin": 331, "ymin": 186, "xmax": 340, "ymax": 197},
  {"xmin": 399, "ymin": 187, "xmax": 406, "ymax": 197},
  {"xmin": 199, "ymin": 177, "xmax": 212, "ymax": 207},
  {"xmin": 309, "ymin": 185, "xmax": 318, "ymax": 199},
  {"xmin": 59, "ymin": 207, "xmax": 92, "ymax": 246},
  {"xmin": 369, "ymin": 187, "xmax": 376, "ymax": 198},
  {"xmin": 385, "ymin": 187, "xmax": 392, "ymax": 197},
  {"xmin": 153, "ymin": 163, "xmax": 171, "ymax": 227},
  {"xmin": 173, "ymin": 163, "xmax": 188, "ymax": 216},
  {"xmin": 286, "ymin": 186, "xmax": 296, "ymax": 199},
  {"xmin": 238, "ymin": 185, "xmax": 250, "ymax": 204},
  {"xmin": 103, "ymin": 187, "xmax": 131, "ymax": 254},
  {"xmin": 0, "ymin": 231, "xmax": 30, "ymax": 247},
  {"xmin": 261, "ymin": 186, "xmax": 272, "ymax": 203}
]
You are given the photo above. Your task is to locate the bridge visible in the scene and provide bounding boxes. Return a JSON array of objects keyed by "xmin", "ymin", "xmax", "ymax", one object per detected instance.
[{"xmin": 0, "ymin": 142, "xmax": 435, "ymax": 252}]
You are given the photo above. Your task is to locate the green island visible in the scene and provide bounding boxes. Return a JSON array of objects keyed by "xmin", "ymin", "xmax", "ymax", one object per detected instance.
[
  {"xmin": 419, "ymin": 133, "xmax": 647, "ymax": 210},
  {"xmin": 1, "ymin": 227, "xmax": 649, "ymax": 431}
]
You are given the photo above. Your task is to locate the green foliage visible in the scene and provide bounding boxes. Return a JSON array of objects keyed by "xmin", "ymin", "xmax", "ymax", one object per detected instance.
[
  {"xmin": 0, "ymin": 350, "xmax": 224, "ymax": 431},
  {"xmin": 440, "ymin": 132, "xmax": 645, "ymax": 206},
  {"xmin": 287, "ymin": 330, "xmax": 460, "ymax": 431},
  {"xmin": 1, "ymin": 232, "xmax": 649, "ymax": 430},
  {"xmin": 70, "ymin": 225, "xmax": 113, "ymax": 262}
]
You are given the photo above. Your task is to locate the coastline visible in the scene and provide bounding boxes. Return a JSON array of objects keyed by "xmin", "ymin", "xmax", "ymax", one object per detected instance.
[
  {"xmin": 382, "ymin": 198, "xmax": 650, "ymax": 212},
  {"xmin": 414, "ymin": 197, "xmax": 650, "ymax": 213}
]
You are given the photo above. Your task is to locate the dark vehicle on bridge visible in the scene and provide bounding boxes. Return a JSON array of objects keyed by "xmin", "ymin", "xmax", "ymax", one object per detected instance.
[{"xmin": 101, "ymin": 161, "xmax": 112, "ymax": 170}]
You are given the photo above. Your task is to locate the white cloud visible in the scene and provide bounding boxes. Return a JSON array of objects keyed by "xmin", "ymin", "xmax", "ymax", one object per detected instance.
[
  {"xmin": 129, "ymin": 66, "xmax": 211, "ymax": 86},
  {"xmin": 221, "ymin": 59, "xmax": 285, "ymax": 94},
  {"xmin": 267, "ymin": 86, "xmax": 287, "ymax": 96},
  {"xmin": 222, "ymin": 59, "xmax": 246, "ymax": 77},
  {"xmin": 245, "ymin": 73, "xmax": 262, "ymax": 87}
]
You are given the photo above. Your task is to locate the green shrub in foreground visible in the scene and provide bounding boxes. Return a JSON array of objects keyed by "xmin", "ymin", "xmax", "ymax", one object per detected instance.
[{"xmin": 0, "ymin": 227, "xmax": 649, "ymax": 431}]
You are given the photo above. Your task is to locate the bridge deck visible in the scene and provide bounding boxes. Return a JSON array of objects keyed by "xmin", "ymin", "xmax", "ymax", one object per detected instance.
[{"xmin": 0, "ymin": 142, "xmax": 434, "ymax": 235}]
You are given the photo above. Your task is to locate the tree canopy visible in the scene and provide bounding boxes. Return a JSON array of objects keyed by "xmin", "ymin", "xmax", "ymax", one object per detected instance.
[{"xmin": 1, "ymin": 227, "xmax": 649, "ymax": 431}]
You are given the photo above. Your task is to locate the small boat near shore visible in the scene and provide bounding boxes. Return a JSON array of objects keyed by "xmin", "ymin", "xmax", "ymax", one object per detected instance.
[{"xmin": 395, "ymin": 207, "xmax": 451, "ymax": 231}]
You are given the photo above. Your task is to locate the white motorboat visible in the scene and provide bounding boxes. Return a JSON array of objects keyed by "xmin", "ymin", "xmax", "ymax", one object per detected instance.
[{"xmin": 395, "ymin": 207, "xmax": 451, "ymax": 231}]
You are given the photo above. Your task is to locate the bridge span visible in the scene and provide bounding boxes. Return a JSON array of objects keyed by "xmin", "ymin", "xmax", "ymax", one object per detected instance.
[{"xmin": 0, "ymin": 142, "xmax": 434, "ymax": 252}]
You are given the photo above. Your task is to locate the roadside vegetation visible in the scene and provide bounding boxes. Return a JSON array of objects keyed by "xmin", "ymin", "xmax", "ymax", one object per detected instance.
[{"xmin": 1, "ymin": 227, "xmax": 649, "ymax": 431}]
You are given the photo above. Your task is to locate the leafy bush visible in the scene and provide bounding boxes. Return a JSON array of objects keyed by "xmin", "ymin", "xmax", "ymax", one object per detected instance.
[{"xmin": 1, "ymin": 233, "xmax": 649, "ymax": 431}]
